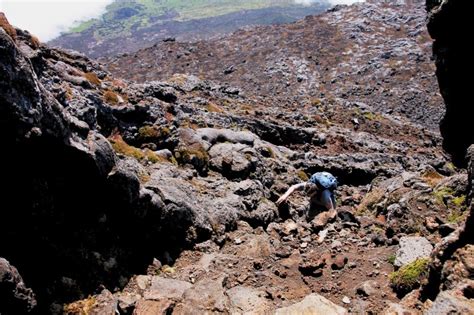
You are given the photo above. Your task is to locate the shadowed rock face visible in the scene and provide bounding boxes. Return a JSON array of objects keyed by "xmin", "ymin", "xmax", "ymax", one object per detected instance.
[
  {"xmin": 427, "ymin": 0, "xmax": 472, "ymax": 166},
  {"xmin": 0, "ymin": 26, "xmax": 204, "ymax": 314},
  {"xmin": 420, "ymin": 1, "xmax": 474, "ymax": 310},
  {"xmin": 0, "ymin": 258, "xmax": 36, "ymax": 314}
]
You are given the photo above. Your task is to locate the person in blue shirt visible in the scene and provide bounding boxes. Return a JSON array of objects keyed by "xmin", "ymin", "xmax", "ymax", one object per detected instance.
[{"xmin": 276, "ymin": 171, "xmax": 338, "ymax": 212}]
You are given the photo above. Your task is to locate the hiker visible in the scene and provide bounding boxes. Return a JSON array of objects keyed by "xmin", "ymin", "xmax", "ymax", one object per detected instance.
[{"xmin": 276, "ymin": 171, "xmax": 338, "ymax": 216}]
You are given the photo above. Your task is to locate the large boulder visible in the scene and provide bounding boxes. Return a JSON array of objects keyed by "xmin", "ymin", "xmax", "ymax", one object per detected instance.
[
  {"xmin": 227, "ymin": 286, "xmax": 271, "ymax": 314},
  {"xmin": 208, "ymin": 142, "xmax": 257, "ymax": 179},
  {"xmin": 426, "ymin": 290, "xmax": 474, "ymax": 315},
  {"xmin": 395, "ymin": 236, "xmax": 433, "ymax": 268},
  {"xmin": 174, "ymin": 275, "xmax": 229, "ymax": 313},
  {"xmin": 275, "ymin": 293, "xmax": 347, "ymax": 315}
]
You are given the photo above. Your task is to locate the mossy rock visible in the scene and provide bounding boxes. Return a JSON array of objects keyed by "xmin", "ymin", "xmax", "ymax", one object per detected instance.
[
  {"xmin": 389, "ymin": 258, "xmax": 430, "ymax": 294},
  {"xmin": 109, "ymin": 134, "xmax": 162, "ymax": 164},
  {"xmin": 297, "ymin": 169, "xmax": 309, "ymax": 181}
]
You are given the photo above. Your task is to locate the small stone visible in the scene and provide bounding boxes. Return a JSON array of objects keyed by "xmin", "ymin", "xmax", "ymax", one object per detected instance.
[
  {"xmin": 300, "ymin": 242, "xmax": 308, "ymax": 249},
  {"xmin": 136, "ymin": 275, "xmax": 151, "ymax": 291},
  {"xmin": 342, "ymin": 296, "xmax": 351, "ymax": 304},
  {"xmin": 356, "ymin": 280, "xmax": 378, "ymax": 297},
  {"xmin": 282, "ymin": 220, "xmax": 298, "ymax": 236},
  {"xmin": 425, "ymin": 217, "xmax": 439, "ymax": 231},
  {"xmin": 318, "ymin": 229, "xmax": 329, "ymax": 243},
  {"xmin": 331, "ymin": 255, "xmax": 348, "ymax": 270},
  {"xmin": 235, "ymin": 238, "xmax": 243, "ymax": 245},
  {"xmin": 275, "ymin": 246, "xmax": 292, "ymax": 258}
]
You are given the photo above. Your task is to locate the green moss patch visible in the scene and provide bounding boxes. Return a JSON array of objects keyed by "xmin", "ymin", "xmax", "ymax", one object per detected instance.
[{"xmin": 389, "ymin": 258, "xmax": 430, "ymax": 293}]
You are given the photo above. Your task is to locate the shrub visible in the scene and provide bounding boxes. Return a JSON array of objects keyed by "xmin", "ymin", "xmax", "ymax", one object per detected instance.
[
  {"xmin": 175, "ymin": 145, "xmax": 209, "ymax": 175},
  {"xmin": 138, "ymin": 126, "xmax": 160, "ymax": 140},
  {"xmin": 389, "ymin": 258, "xmax": 430, "ymax": 293},
  {"xmin": 64, "ymin": 296, "xmax": 96, "ymax": 315},
  {"xmin": 110, "ymin": 134, "xmax": 144, "ymax": 160},
  {"xmin": 363, "ymin": 112, "xmax": 377, "ymax": 121},
  {"xmin": 356, "ymin": 188, "xmax": 385, "ymax": 215},
  {"xmin": 103, "ymin": 90, "xmax": 119, "ymax": 105},
  {"xmin": 421, "ymin": 169, "xmax": 444, "ymax": 187},
  {"xmin": 83, "ymin": 72, "xmax": 101, "ymax": 86},
  {"xmin": 109, "ymin": 134, "xmax": 161, "ymax": 164},
  {"xmin": 0, "ymin": 13, "xmax": 17, "ymax": 40},
  {"xmin": 30, "ymin": 35, "xmax": 40, "ymax": 49},
  {"xmin": 206, "ymin": 102, "xmax": 223, "ymax": 113},
  {"xmin": 311, "ymin": 98, "xmax": 322, "ymax": 106}
]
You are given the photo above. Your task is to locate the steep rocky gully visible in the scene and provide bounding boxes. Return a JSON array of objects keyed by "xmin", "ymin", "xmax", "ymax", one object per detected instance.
[{"xmin": 0, "ymin": 0, "xmax": 472, "ymax": 314}]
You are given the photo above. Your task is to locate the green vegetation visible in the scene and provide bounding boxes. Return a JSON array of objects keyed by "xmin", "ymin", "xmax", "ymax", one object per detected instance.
[
  {"xmin": 67, "ymin": 0, "xmax": 302, "ymax": 39},
  {"xmin": 452, "ymin": 195, "xmax": 466, "ymax": 207},
  {"xmin": 447, "ymin": 209, "xmax": 465, "ymax": 224},
  {"xmin": 363, "ymin": 111, "xmax": 382, "ymax": 121},
  {"xmin": 69, "ymin": 19, "xmax": 97, "ymax": 33},
  {"xmin": 389, "ymin": 258, "xmax": 430, "ymax": 292},
  {"xmin": 433, "ymin": 187, "xmax": 454, "ymax": 205},
  {"xmin": 387, "ymin": 254, "xmax": 396, "ymax": 265},
  {"xmin": 447, "ymin": 195, "xmax": 467, "ymax": 223}
]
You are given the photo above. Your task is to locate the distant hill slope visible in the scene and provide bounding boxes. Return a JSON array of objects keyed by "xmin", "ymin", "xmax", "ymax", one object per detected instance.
[{"xmin": 49, "ymin": 0, "xmax": 331, "ymax": 58}]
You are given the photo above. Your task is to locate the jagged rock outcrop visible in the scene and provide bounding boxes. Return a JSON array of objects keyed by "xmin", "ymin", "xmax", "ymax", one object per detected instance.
[
  {"xmin": 412, "ymin": 1, "xmax": 474, "ymax": 313},
  {"xmin": 0, "ymin": 19, "xmax": 231, "ymax": 314},
  {"xmin": 0, "ymin": 258, "xmax": 36, "ymax": 314},
  {"xmin": 427, "ymin": 0, "xmax": 472, "ymax": 165}
]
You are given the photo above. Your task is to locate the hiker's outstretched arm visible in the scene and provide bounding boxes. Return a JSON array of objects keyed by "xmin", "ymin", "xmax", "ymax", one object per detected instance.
[{"xmin": 276, "ymin": 183, "xmax": 306, "ymax": 205}]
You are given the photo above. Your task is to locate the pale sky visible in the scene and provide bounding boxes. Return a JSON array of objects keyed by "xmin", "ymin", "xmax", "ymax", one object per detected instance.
[
  {"xmin": 0, "ymin": 0, "xmax": 363, "ymax": 42},
  {"xmin": 0, "ymin": 0, "xmax": 114, "ymax": 41}
]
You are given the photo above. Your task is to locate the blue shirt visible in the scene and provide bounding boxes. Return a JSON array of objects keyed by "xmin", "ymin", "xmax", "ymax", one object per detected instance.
[{"xmin": 309, "ymin": 172, "xmax": 338, "ymax": 190}]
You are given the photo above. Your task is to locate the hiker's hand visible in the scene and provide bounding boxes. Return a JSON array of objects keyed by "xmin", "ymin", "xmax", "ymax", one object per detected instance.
[{"xmin": 276, "ymin": 195, "xmax": 287, "ymax": 205}]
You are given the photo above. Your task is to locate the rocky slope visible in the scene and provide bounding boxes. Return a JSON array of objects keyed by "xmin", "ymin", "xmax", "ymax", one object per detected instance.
[
  {"xmin": 49, "ymin": 0, "xmax": 330, "ymax": 58},
  {"xmin": 107, "ymin": 0, "xmax": 444, "ymax": 131},
  {"xmin": 0, "ymin": 0, "xmax": 473, "ymax": 314}
]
